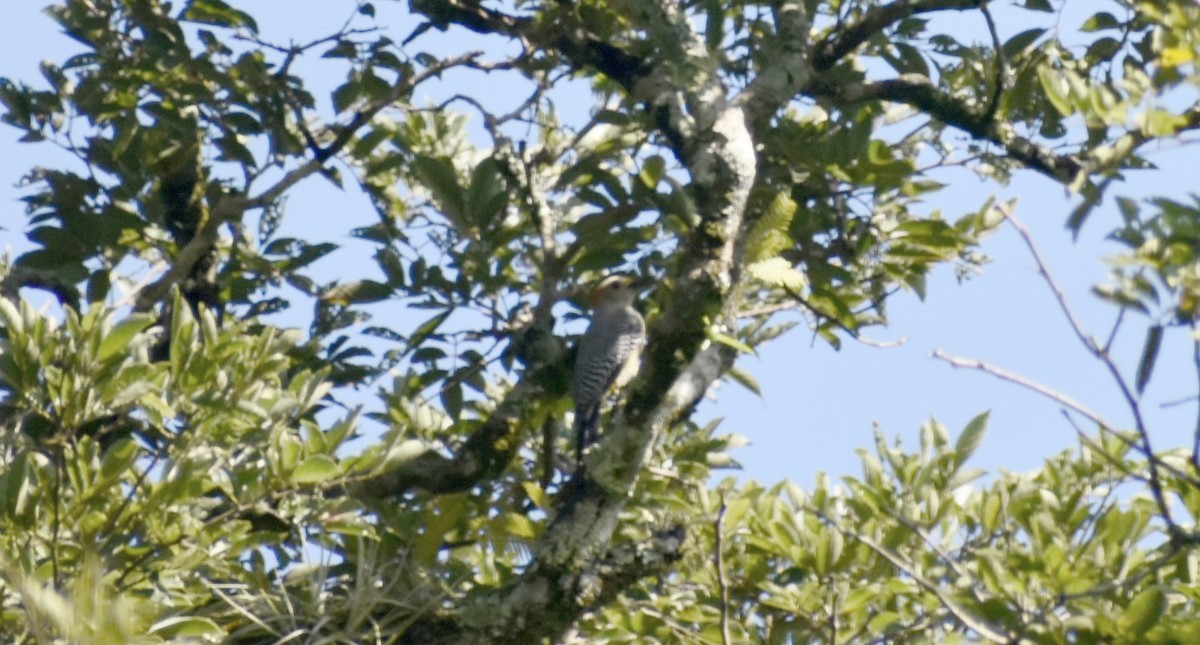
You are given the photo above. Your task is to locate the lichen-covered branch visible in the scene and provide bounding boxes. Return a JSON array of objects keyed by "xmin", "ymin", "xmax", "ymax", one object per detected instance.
[{"xmin": 396, "ymin": 1, "xmax": 757, "ymax": 640}]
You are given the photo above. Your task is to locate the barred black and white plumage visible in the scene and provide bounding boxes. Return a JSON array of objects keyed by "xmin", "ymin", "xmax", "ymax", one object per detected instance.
[{"xmin": 571, "ymin": 275, "xmax": 645, "ymax": 460}]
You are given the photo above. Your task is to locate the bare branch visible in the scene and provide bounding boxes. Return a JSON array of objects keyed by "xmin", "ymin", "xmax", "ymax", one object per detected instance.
[
  {"xmin": 1000, "ymin": 207, "xmax": 1183, "ymax": 535},
  {"xmin": 1000, "ymin": 209, "xmax": 1099, "ymax": 354},
  {"xmin": 932, "ymin": 350, "xmax": 1200, "ymax": 490},
  {"xmin": 932, "ymin": 350, "xmax": 1112, "ymax": 427}
]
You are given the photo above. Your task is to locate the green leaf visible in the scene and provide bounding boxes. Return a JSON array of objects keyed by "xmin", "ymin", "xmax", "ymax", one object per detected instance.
[
  {"xmin": 1120, "ymin": 587, "xmax": 1165, "ymax": 637},
  {"xmin": 707, "ymin": 329, "xmax": 755, "ymax": 355},
  {"xmin": 465, "ymin": 157, "xmax": 506, "ymax": 228},
  {"xmin": 1081, "ymin": 12, "xmax": 1121, "ymax": 32},
  {"xmin": 706, "ymin": 451, "xmax": 740, "ymax": 468},
  {"xmin": 1092, "ymin": 284, "xmax": 1149, "ymax": 314},
  {"xmin": 1003, "ymin": 28, "xmax": 1045, "ymax": 58},
  {"xmin": 99, "ymin": 438, "xmax": 139, "ymax": 482},
  {"xmin": 500, "ymin": 514, "xmax": 536, "ymax": 540},
  {"xmin": 324, "ymin": 41, "xmax": 358, "ymax": 60},
  {"xmin": 98, "ymin": 314, "xmax": 156, "ymax": 362},
  {"xmin": 214, "ymin": 134, "xmax": 257, "ymax": 167},
  {"xmin": 277, "ymin": 434, "xmax": 302, "ymax": 472},
  {"xmin": 954, "ymin": 412, "xmax": 989, "ymax": 468},
  {"xmin": 727, "ymin": 366, "xmax": 761, "ymax": 397},
  {"xmin": 413, "ymin": 155, "xmax": 467, "ymax": 227},
  {"xmin": 150, "ymin": 616, "xmax": 225, "ymax": 638},
  {"xmin": 0, "ymin": 297, "xmax": 24, "ymax": 336},
  {"xmin": 888, "ymin": 42, "xmax": 930, "ymax": 77},
  {"xmin": 441, "ymin": 381, "xmax": 463, "ymax": 419},
  {"xmin": 1139, "ymin": 110, "xmax": 1187, "ymax": 137},
  {"xmin": 332, "ymin": 79, "xmax": 361, "ymax": 113},
  {"xmin": 867, "ymin": 611, "xmax": 902, "ymax": 634},
  {"xmin": 747, "ymin": 257, "xmax": 806, "ymax": 291},
  {"xmin": 639, "ymin": 155, "xmax": 666, "ymax": 189},
  {"xmin": 1085, "ymin": 37, "xmax": 1121, "ymax": 63},
  {"xmin": 184, "ymin": 0, "xmax": 259, "ymax": 32},
  {"xmin": 1037, "ymin": 65, "xmax": 1073, "ymax": 117},
  {"xmin": 571, "ymin": 207, "xmax": 639, "ymax": 239},
  {"xmin": 1, "ymin": 452, "xmax": 36, "ymax": 525},
  {"xmin": 291, "ymin": 455, "xmax": 339, "ymax": 484},
  {"xmin": 981, "ymin": 493, "xmax": 1002, "ymax": 533},
  {"xmin": 1135, "ymin": 325, "xmax": 1162, "ymax": 394},
  {"xmin": 319, "ymin": 280, "xmax": 393, "ymax": 305},
  {"xmin": 408, "ymin": 309, "xmax": 453, "ymax": 352},
  {"xmin": 745, "ymin": 192, "xmax": 797, "ymax": 262}
]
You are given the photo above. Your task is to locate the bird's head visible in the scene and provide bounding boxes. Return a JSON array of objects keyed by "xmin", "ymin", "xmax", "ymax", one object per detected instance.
[{"xmin": 590, "ymin": 274, "xmax": 640, "ymax": 309}]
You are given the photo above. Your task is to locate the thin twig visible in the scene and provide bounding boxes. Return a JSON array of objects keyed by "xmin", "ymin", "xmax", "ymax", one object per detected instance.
[
  {"xmin": 737, "ymin": 301, "xmax": 800, "ymax": 319},
  {"xmin": 1163, "ymin": 396, "xmax": 1200, "ymax": 409},
  {"xmin": 1060, "ymin": 411, "xmax": 1148, "ymax": 484},
  {"xmin": 880, "ymin": 507, "xmax": 975, "ymax": 587},
  {"xmin": 1192, "ymin": 325, "xmax": 1200, "ymax": 475},
  {"xmin": 827, "ymin": 578, "xmax": 839, "ymax": 644},
  {"xmin": 933, "ymin": 350, "xmax": 1112, "ymax": 428},
  {"xmin": 1102, "ymin": 308, "xmax": 1125, "ymax": 354},
  {"xmin": 1055, "ymin": 546, "xmax": 1182, "ymax": 605},
  {"xmin": 135, "ymin": 51, "xmax": 485, "ymax": 312},
  {"xmin": 979, "ymin": 4, "xmax": 1005, "ymax": 125},
  {"xmin": 1000, "ymin": 208, "xmax": 1098, "ymax": 353},
  {"xmin": 714, "ymin": 493, "xmax": 732, "ymax": 645},
  {"xmin": 1000, "ymin": 207, "xmax": 1182, "ymax": 537},
  {"xmin": 935, "ymin": 348, "xmax": 1198, "ymax": 484},
  {"xmin": 810, "ymin": 507, "xmax": 1014, "ymax": 644}
]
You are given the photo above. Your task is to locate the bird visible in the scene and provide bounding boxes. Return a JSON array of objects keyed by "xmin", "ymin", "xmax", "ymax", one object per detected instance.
[{"xmin": 570, "ymin": 275, "xmax": 646, "ymax": 460}]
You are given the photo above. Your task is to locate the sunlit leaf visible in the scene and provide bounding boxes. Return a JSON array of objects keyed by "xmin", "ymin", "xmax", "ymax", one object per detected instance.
[{"xmin": 292, "ymin": 455, "xmax": 339, "ymax": 484}]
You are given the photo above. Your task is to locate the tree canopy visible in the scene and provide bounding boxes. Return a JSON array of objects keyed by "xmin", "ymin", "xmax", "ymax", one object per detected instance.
[{"xmin": 1, "ymin": 0, "xmax": 1199, "ymax": 642}]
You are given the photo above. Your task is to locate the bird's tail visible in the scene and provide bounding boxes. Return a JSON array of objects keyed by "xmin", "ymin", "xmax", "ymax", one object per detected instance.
[{"xmin": 574, "ymin": 404, "xmax": 600, "ymax": 462}]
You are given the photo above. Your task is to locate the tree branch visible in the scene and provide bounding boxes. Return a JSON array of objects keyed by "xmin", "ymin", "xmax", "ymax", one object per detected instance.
[
  {"xmin": 810, "ymin": 74, "xmax": 1085, "ymax": 183},
  {"xmin": 812, "ymin": 507, "xmax": 1015, "ymax": 643},
  {"xmin": 134, "ymin": 51, "xmax": 484, "ymax": 312},
  {"xmin": 398, "ymin": 2, "xmax": 756, "ymax": 640},
  {"xmin": 932, "ymin": 350, "xmax": 1112, "ymax": 431},
  {"xmin": 714, "ymin": 494, "xmax": 732, "ymax": 645},
  {"xmin": 933, "ymin": 349, "xmax": 1200, "ymax": 491},
  {"xmin": 343, "ymin": 376, "xmax": 543, "ymax": 498},
  {"xmin": 812, "ymin": 0, "xmax": 990, "ymax": 71},
  {"xmin": 979, "ymin": 4, "xmax": 1005, "ymax": 125},
  {"xmin": 1000, "ymin": 208, "xmax": 1186, "ymax": 535},
  {"xmin": 737, "ymin": 0, "xmax": 813, "ymax": 127}
]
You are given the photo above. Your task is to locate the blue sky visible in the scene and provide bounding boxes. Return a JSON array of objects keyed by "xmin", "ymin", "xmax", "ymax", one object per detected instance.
[{"xmin": 1, "ymin": 2, "xmax": 1197, "ymax": 490}]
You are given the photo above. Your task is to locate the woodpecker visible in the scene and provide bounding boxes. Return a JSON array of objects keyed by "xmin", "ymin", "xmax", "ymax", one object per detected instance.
[{"xmin": 571, "ymin": 275, "xmax": 646, "ymax": 459}]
